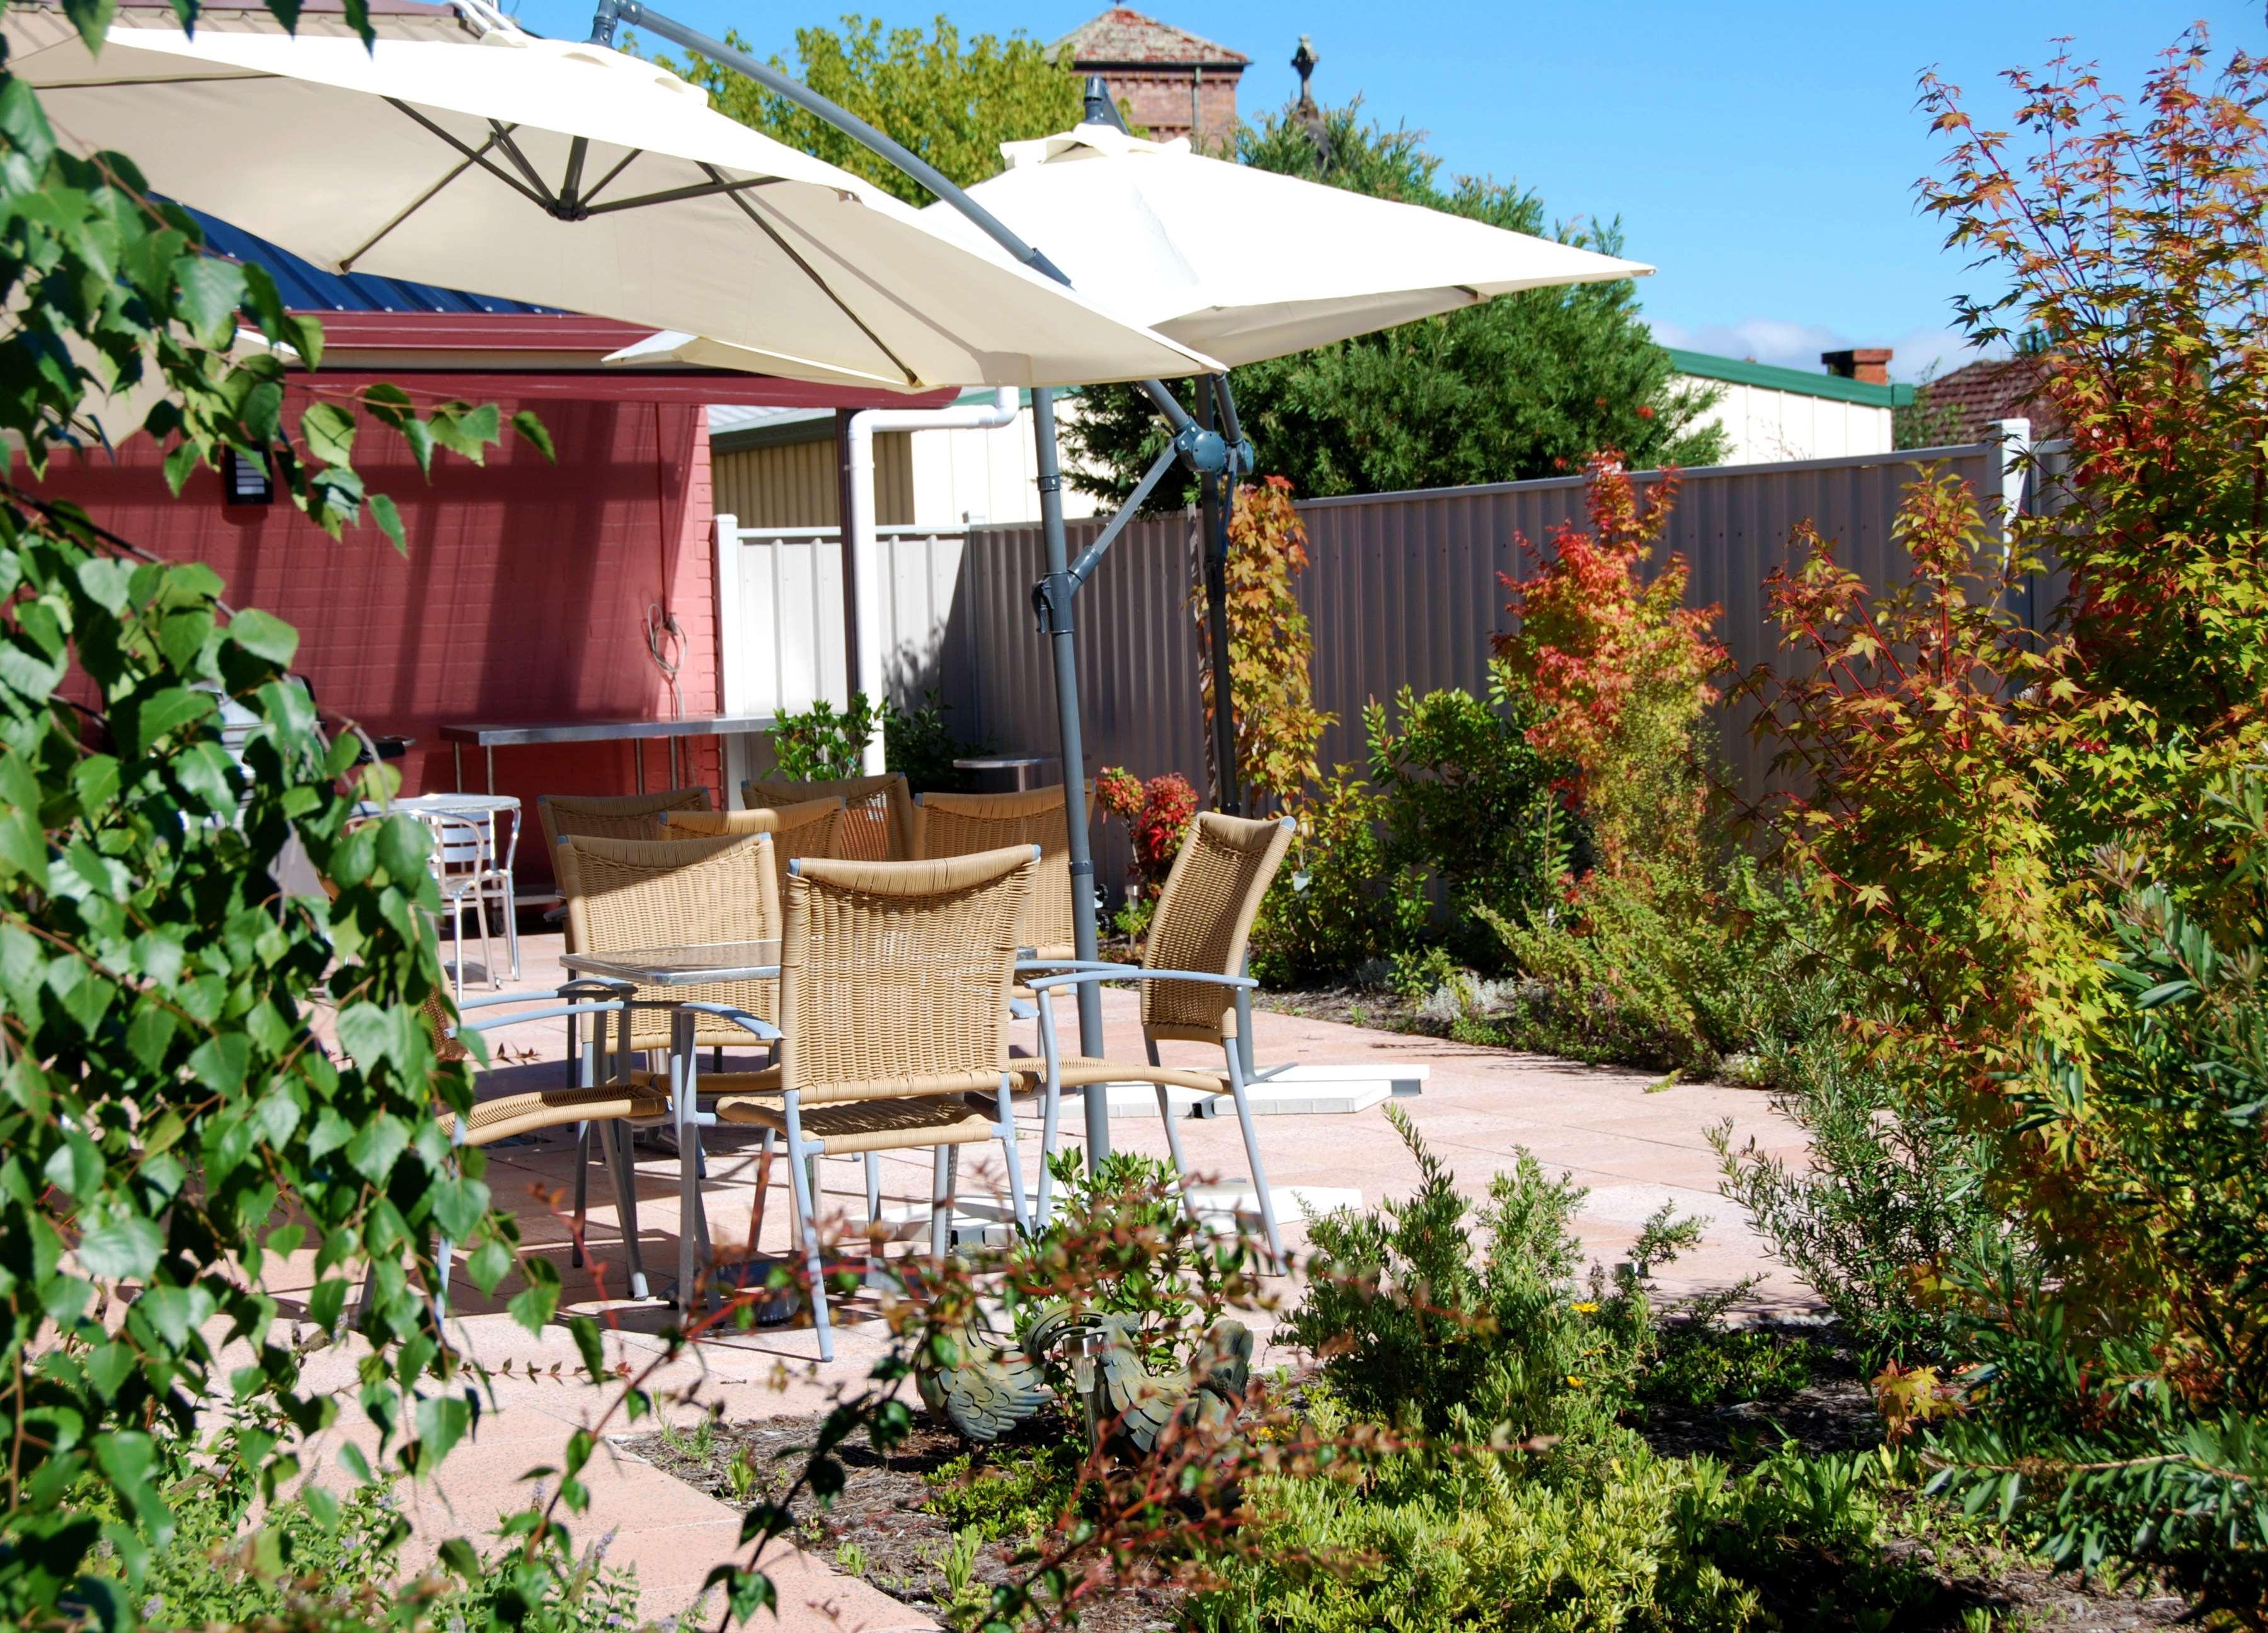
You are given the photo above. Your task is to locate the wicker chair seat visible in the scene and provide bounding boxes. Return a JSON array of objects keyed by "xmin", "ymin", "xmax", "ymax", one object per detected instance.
[
  {"xmin": 626, "ymin": 1066, "xmax": 782, "ymax": 1098},
  {"xmin": 442, "ymin": 1080, "xmax": 670, "ymax": 1145},
  {"xmin": 717, "ymin": 1093, "xmax": 1002, "ymax": 1155}
]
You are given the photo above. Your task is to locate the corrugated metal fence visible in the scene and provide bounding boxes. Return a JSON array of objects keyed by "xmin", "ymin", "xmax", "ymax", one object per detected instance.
[{"xmin": 941, "ymin": 435, "xmax": 2054, "ymax": 878}]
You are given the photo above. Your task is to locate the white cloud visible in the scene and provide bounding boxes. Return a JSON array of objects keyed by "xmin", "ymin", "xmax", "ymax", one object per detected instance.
[{"xmin": 1649, "ymin": 317, "xmax": 1997, "ymax": 384}]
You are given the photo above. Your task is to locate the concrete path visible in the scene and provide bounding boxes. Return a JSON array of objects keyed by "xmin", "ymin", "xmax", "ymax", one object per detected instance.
[{"xmin": 255, "ymin": 931, "xmax": 1810, "ymax": 1627}]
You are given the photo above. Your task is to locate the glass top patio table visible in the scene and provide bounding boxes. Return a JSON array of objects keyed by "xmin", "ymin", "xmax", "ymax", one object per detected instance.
[{"xmin": 557, "ymin": 941, "xmax": 782, "ymax": 986}]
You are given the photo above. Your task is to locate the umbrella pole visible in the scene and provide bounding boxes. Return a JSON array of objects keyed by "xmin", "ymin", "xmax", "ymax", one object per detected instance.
[
  {"xmin": 590, "ymin": 0, "xmax": 1223, "ymax": 1176},
  {"xmin": 1197, "ymin": 379, "xmax": 1242, "ymax": 815},
  {"xmin": 1031, "ymin": 389, "xmax": 1110, "ymax": 1160}
]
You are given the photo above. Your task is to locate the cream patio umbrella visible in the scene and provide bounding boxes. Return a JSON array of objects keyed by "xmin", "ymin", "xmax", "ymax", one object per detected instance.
[
  {"xmin": 5, "ymin": 12, "xmax": 1224, "ymax": 391},
  {"xmin": 927, "ymin": 118, "xmax": 1654, "ymax": 366}
]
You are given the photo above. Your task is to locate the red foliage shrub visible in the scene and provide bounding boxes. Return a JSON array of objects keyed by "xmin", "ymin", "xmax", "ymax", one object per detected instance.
[
  {"xmin": 1494, "ymin": 453, "xmax": 1726, "ymax": 870},
  {"xmin": 1098, "ymin": 767, "xmax": 1198, "ymax": 898}
]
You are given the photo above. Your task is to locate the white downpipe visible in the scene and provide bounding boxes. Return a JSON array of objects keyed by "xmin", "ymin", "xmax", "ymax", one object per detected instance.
[{"xmin": 844, "ymin": 387, "xmax": 1017, "ymax": 772}]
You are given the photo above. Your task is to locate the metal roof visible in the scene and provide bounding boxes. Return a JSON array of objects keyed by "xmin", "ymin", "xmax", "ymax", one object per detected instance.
[{"xmin": 185, "ymin": 203, "xmax": 559, "ymax": 316}]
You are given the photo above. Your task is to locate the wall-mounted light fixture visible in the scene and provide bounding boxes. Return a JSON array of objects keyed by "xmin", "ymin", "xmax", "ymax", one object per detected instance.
[{"xmin": 222, "ymin": 448, "xmax": 274, "ymax": 507}]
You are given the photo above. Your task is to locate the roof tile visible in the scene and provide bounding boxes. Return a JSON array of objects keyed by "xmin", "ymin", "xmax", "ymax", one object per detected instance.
[{"xmin": 1050, "ymin": 8, "xmax": 1247, "ymax": 67}]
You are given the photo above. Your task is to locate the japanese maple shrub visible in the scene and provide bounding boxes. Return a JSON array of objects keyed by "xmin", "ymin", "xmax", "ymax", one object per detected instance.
[{"xmin": 1735, "ymin": 28, "xmax": 2268, "ymax": 1616}]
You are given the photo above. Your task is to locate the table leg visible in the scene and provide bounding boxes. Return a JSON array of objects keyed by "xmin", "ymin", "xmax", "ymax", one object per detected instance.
[
  {"xmin": 673, "ymin": 1006, "xmax": 698, "ymax": 1310},
  {"xmin": 668, "ymin": 737, "xmax": 681, "ymax": 789},
  {"xmin": 634, "ymin": 740, "xmax": 646, "ymax": 794},
  {"xmin": 453, "ymin": 743, "xmax": 463, "ymax": 791},
  {"xmin": 485, "ymin": 745, "xmax": 496, "ymax": 795}
]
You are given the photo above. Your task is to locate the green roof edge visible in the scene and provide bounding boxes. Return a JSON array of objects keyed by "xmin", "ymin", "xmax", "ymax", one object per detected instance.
[{"xmin": 1666, "ymin": 348, "xmax": 1915, "ymax": 408}]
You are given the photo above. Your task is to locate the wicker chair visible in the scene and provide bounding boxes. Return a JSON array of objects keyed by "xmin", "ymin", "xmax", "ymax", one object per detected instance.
[
  {"xmin": 554, "ymin": 832, "xmax": 781, "ymax": 1055},
  {"xmin": 537, "ymin": 786, "xmax": 713, "ymax": 852},
  {"xmin": 744, "ymin": 773, "xmax": 914, "ymax": 862},
  {"xmin": 661, "ymin": 798, "xmax": 845, "ymax": 903},
  {"xmin": 914, "ymin": 784, "xmax": 1095, "ymax": 961},
  {"xmin": 711, "ymin": 845, "xmax": 1040, "ymax": 1360},
  {"xmin": 1022, "ymin": 813, "xmax": 1297, "ymax": 1258}
]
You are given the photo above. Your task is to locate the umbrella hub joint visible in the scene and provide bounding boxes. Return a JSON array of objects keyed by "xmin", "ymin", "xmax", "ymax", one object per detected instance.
[
  {"xmin": 1031, "ymin": 571, "xmax": 1077, "ymax": 637},
  {"xmin": 1172, "ymin": 423, "xmax": 1230, "ymax": 476}
]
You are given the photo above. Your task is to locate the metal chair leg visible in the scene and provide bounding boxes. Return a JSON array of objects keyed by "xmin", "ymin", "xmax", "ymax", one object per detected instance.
[
  {"xmin": 1147, "ymin": 1038, "xmax": 1198, "ymax": 1214},
  {"xmin": 863, "ymin": 1153, "xmax": 883, "ymax": 1278},
  {"xmin": 449, "ymin": 900, "xmax": 466, "ymax": 998},
  {"xmin": 931, "ymin": 1143, "xmax": 952, "ymax": 1268},
  {"xmin": 1222, "ymin": 1040, "xmax": 1283, "ymax": 1264},
  {"xmin": 604, "ymin": 1119, "xmax": 650, "ymax": 1300},
  {"xmin": 1034, "ymin": 994, "xmax": 1064, "ymax": 1227},
  {"xmin": 571, "ymin": 1121, "xmax": 590, "ymax": 1268},
  {"xmin": 997, "ymin": 1075, "xmax": 1030, "ymax": 1234},
  {"xmin": 752, "ymin": 1128, "xmax": 777, "ymax": 1253},
  {"xmin": 783, "ymin": 1095, "xmax": 832, "ymax": 1361}
]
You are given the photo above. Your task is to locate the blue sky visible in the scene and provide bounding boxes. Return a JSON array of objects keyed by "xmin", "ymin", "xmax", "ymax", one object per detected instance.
[{"xmin": 515, "ymin": 0, "xmax": 2261, "ymax": 381}]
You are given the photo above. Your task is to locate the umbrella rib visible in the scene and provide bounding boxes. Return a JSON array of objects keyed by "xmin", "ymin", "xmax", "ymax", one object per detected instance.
[
  {"xmin": 384, "ymin": 99, "xmax": 554, "ymax": 213},
  {"xmin": 340, "ymin": 123, "xmax": 513, "ymax": 272},
  {"xmin": 486, "ymin": 122, "xmax": 562, "ymax": 209},
  {"xmin": 578, "ymin": 175, "xmax": 789, "ymax": 217},
  {"xmin": 701, "ymin": 163, "xmax": 920, "ymax": 387},
  {"xmin": 575, "ymin": 147, "xmax": 646, "ymax": 210}
]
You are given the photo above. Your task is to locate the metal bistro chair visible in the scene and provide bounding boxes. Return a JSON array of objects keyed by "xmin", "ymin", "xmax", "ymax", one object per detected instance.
[
  {"xmin": 1023, "ymin": 813, "xmax": 1297, "ymax": 1259},
  {"xmin": 745, "ymin": 773, "xmax": 915, "ymax": 862},
  {"xmin": 409, "ymin": 808, "xmax": 501, "ymax": 996},
  {"xmin": 706, "ymin": 845, "xmax": 1041, "ymax": 1361}
]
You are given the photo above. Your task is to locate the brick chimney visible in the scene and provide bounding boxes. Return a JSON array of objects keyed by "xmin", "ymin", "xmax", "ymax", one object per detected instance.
[{"xmin": 1821, "ymin": 347, "xmax": 1893, "ymax": 385}]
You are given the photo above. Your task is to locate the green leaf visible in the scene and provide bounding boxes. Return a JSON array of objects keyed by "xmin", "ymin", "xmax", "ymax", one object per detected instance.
[
  {"xmin": 0, "ymin": 750, "xmax": 52, "ymax": 888},
  {"xmin": 173, "ymin": 255, "xmax": 249, "ymax": 348},
  {"xmin": 568, "ymin": 1314, "xmax": 606, "ymax": 1380},
  {"xmin": 227, "ymin": 608, "xmax": 299, "ymax": 667},
  {"xmin": 345, "ymin": 1114, "xmax": 410, "ymax": 1186},
  {"xmin": 301, "ymin": 401, "xmax": 357, "ymax": 467},
  {"xmin": 335, "ymin": 1002, "xmax": 400, "ymax": 1070},
  {"xmin": 77, "ymin": 1217, "xmax": 163, "ymax": 1281},
  {"xmin": 507, "ymin": 1277, "xmax": 558, "ymax": 1335},
  {"xmin": 413, "ymin": 1394, "xmax": 472, "ymax": 1472},
  {"xmin": 369, "ymin": 492, "xmax": 407, "ymax": 554},
  {"xmin": 60, "ymin": 0, "xmax": 118, "ymax": 52},
  {"xmin": 510, "ymin": 409, "xmax": 555, "ymax": 462}
]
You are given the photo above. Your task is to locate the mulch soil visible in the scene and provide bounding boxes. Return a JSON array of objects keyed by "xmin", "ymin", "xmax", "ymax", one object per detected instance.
[{"xmin": 621, "ymin": 1414, "xmax": 1181, "ymax": 1632}]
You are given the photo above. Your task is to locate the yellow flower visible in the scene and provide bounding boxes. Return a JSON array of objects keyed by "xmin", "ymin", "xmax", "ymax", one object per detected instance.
[
  {"xmin": 1572, "ymin": 1302, "xmax": 1599, "ymax": 1314},
  {"xmin": 1564, "ymin": 1375, "xmax": 1584, "ymax": 1389}
]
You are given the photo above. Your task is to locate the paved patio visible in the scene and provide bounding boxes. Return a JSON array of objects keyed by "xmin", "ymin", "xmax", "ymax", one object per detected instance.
[{"xmin": 261, "ymin": 931, "xmax": 1813, "ymax": 1629}]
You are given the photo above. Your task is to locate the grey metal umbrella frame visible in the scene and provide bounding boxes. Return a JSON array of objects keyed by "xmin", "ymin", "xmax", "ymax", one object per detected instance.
[{"xmin": 587, "ymin": 0, "xmax": 1249, "ymax": 1166}]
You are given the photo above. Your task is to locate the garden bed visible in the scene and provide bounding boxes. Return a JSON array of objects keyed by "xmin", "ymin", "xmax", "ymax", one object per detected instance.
[
  {"xmin": 621, "ymin": 1413, "xmax": 1182, "ymax": 1632},
  {"xmin": 627, "ymin": 1387, "xmax": 2192, "ymax": 1632}
]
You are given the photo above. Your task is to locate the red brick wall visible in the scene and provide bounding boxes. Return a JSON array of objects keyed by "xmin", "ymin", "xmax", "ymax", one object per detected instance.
[
  {"xmin": 1096, "ymin": 69, "xmax": 1241, "ymax": 151},
  {"xmin": 28, "ymin": 393, "xmax": 720, "ymax": 887}
]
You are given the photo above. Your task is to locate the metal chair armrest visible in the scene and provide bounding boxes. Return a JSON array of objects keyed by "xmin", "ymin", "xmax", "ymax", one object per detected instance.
[
  {"xmin": 1024, "ymin": 966, "xmax": 1257, "ymax": 995},
  {"xmin": 667, "ymin": 1001, "xmax": 783, "ymax": 1043},
  {"xmin": 450, "ymin": 997, "xmax": 626, "ymax": 1036}
]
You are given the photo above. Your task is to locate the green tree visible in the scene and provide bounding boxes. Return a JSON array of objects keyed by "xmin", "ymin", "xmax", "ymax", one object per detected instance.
[
  {"xmin": 1065, "ymin": 98, "xmax": 1725, "ymax": 508},
  {"xmin": 1891, "ymin": 367, "xmax": 1964, "ymax": 449},
  {"xmin": 656, "ymin": 13, "xmax": 1087, "ymax": 205}
]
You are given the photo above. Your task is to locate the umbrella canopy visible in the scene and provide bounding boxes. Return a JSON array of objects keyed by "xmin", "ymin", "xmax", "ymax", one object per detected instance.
[
  {"xmin": 8, "ymin": 16, "xmax": 1223, "ymax": 391},
  {"xmin": 917, "ymin": 122, "xmax": 1653, "ymax": 369}
]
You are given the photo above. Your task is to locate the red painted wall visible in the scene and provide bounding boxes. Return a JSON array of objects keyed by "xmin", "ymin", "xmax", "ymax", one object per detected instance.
[{"xmin": 30, "ymin": 394, "xmax": 720, "ymax": 888}]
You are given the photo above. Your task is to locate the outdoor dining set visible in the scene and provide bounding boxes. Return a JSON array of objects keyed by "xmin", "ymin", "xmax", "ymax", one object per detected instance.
[{"xmin": 377, "ymin": 776, "xmax": 1294, "ymax": 1360}]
